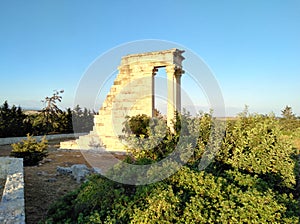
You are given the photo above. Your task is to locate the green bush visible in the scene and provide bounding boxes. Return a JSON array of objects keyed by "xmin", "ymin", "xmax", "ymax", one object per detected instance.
[
  {"xmin": 43, "ymin": 112, "xmax": 300, "ymax": 223},
  {"xmin": 11, "ymin": 134, "xmax": 48, "ymax": 166},
  {"xmin": 216, "ymin": 113, "xmax": 296, "ymax": 189},
  {"xmin": 122, "ymin": 114, "xmax": 151, "ymax": 137}
]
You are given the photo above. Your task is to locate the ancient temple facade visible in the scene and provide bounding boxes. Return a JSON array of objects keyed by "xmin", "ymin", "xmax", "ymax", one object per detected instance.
[{"xmin": 60, "ymin": 48, "xmax": 185, "ymax": 151}]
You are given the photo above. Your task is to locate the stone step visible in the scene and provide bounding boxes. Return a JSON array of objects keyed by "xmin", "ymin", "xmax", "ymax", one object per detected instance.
[
  {"xmin": 61, "ymin": 49, "xmax": 184, "ymax": 152},
  {"xmin": 77, "ymin": 135, "xmax": 103, "ymax": 149}
]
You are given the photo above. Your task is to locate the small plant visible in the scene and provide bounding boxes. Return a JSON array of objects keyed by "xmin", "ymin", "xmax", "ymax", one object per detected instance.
[{"xmin": 11, "ymin": 134, "xmax": 48, "ymax": 166}]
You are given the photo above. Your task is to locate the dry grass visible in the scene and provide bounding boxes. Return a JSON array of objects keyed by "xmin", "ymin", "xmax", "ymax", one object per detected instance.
[{"xmin": 23, "ymin": 110, "xmax": 41, "ymax": 115}]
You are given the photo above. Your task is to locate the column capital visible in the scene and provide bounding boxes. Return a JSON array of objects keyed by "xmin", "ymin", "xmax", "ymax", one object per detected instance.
[
  {"xmin": 165, "ymin": 65, "xmax": 176, "ymax": 73},
  {"xmin": 166, "ymin": 65, "xmax": 184, "ymax": 76},
  {"xmin": 152, "ymin": 67, "xmax": 158, "ymax": 75},
  {"xmin": 175, "ymin": 68, "xmax": 184, "ymax": 77}
]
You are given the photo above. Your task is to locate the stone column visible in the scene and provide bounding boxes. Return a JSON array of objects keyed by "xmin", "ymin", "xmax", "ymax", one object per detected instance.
[
  {"xmin": 175, "ymin": 71, "xmax": 182, "ymax": 112},
  {"xmin": 152, "ymin": 67, "xmax": 158, "ymax": 117},
  {"xmin": 166, "ymin": 65, "xmax": 176, "ymax": 131}
]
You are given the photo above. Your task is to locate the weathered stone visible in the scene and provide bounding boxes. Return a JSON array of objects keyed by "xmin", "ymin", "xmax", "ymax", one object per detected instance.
[
  {"xmin": 0, "ymin": 158, "xmax": 25, "ymax": 224},
  {"xmin": 91, "ymin": 167, "xmax": 102, "ymax": 174},
  {"xmin": 71, "ymin": 164, "xmax": 90, "ymax": 183},
  {"xmin": 60, "ymin": 49, "xmax": 184, "ymax": 151},
  {"xmin": 56, "ymin": 166, "xmax": 72, "ymax": 175},
  {"xmin": 57, "ymin": 164, "xmax": 92, "ymax": 183}
]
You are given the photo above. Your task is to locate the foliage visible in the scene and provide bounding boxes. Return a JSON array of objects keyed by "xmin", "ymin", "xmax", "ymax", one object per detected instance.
[
  {"xmin": 32, "ymin": 104, "xmax": 95, "ymax": 135},
  {"xmin": 123, "ymin": 114, "xmax": 151, "ymax": 137},
  {"xmin": 217, "ymin": 112, "xmax": 296, "ymax": 189},
  {"xmin": 123, "ymin": 115, "xmax": 173, "ymax": 161},
  {"xmin": 0, "ymin": 100, "xmax": 95, "ymax": 137},
  {"xmin": 279, "ymin": 105, "xmax": 300, "ymax": 135},
  {"xmin": 282, "ymin": 105, "xmax": 296, "ymax": 120},
  {"xmin": 11, "ymin": 134, "xmax": 48, "ymax": 166},
  {"xmin": 0, "ymin": 101, "xmax": 30, "ymax": 137},
  {"xmin": 43, "ymin": 111, "xmax": 300, "ymax": 223},
  {"xmin": 278, "ymin": 106, "xmax": 300, "ymax": 153},
  {"xmin": 37, "ymin": 90, "xmax": 64, "ymax": 134},
  {"xmin": 71, "ymin": 105, "xmax": 95, "ymax": 133},
  {"xmin": 123, "ymin": 110, "xmax": 203, "ymax": 162}
]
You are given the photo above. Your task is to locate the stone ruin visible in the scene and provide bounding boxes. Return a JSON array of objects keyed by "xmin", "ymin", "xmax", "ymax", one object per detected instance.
[
  {"xmin": 0, "ymin": 157, "xmax": 25, "ymax": 223},
  {"xmin": 60, "ymin": 48, "xmax": 185, "ymax": 151}
]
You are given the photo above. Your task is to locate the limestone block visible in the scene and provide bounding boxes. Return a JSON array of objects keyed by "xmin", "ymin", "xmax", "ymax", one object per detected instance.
[
  {"xmin": 71, "ymin": 164, "xmax": 90, "ymax": 183},
  {"xmin": 60, "ymin": 49, "xmax": 184, "ymax": 151}
]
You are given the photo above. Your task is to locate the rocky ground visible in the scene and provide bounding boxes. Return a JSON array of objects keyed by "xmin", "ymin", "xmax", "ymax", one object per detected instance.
[{"xmin": 0, "ymin": 138, "xmax": 125, "ymax": 224}]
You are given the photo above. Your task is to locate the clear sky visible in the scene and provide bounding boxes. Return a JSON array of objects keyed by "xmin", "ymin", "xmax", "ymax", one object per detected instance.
[{"xmin": 0, "ymin": 0, "xmax": 299, "ymax": 116}]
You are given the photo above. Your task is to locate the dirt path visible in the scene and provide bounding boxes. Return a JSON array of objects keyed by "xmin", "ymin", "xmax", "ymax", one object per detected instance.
[{"xmin": 0, "ymin": 139, "xmax": 90, "ymax": 223}]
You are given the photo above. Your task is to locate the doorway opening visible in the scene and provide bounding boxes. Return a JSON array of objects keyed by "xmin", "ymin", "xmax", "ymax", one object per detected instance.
[{"xmin": 154, "ymin": 67, "xmax": 167, "ymax": 117}]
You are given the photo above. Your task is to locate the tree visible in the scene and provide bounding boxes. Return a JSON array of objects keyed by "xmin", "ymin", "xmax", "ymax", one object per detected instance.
[
  {"xmin": 280, "ymin": 105, "xmax": 300, "ymax": 133},
  {"xmin": 62, "ymin": 108, "xmax": 73, "ymax": 133},
  {"xmin": 281, "ymin": 105, "xmax": 296, "ymax": 119},
  {"xmin": 11, "ymin": 134, "xmax": 48, "ymax": 166},
  {"xmin": 39, "ymin": 90, "xmax": 64, "ymax": 134},
  {"xmin": 0, "ymin": 101, "xmax": 11, "ymax": 137},
  {"xmin": 0, "ymin": 101, "xmax": 28, "ymax": 137},
  {"xmin": 0, "ymin": 96, "xmax": 97, "ymax": 136},
  {"xmin": 71, "ymin": 105, "xmax": 95, "ymax": 133}
]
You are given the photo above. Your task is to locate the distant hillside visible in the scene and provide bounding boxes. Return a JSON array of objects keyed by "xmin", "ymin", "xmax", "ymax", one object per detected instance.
[{"xmin": 23, "ymin": 110, "xmax": 42, "ymax": 115}]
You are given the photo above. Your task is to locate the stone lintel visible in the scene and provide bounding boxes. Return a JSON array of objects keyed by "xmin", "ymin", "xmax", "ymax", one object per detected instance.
[{"xmin": 121, "ymin": 48, "xmax": 184, "ymax": 68}]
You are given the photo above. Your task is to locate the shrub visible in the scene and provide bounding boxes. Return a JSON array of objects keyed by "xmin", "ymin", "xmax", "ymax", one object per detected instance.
[
  {"xmin": 43, "ymin": 112, "xmax": 300, "ymax": 223},
  {"xmin": 122, "ymin": 114, "xmax": 151, "ymax": 137},
  {"xmin": 217, "ymin": 113, "xmax": 296, "ymax": 189},
  {"xmin": 11, "ymin": 134, "xmax": 48, "ymax": 166}
]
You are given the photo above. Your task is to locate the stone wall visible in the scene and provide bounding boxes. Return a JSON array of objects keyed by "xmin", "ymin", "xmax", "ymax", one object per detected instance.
[
  {"xmin": 0, "ymin": 133, "xmax": 87, "ymax": 146},
  {"xmin": 61, "ymin": 49, "xmax": 184, "ymax": 151},
  {"xmin": 0, "ymin": 157, "xmax": 25, "ymax": 224}
]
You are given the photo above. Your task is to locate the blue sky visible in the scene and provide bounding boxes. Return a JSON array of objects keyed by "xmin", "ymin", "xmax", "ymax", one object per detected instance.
[{"xmin": 0, "ymin": 0, "xmax": 299, "ymax": 116}]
